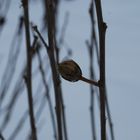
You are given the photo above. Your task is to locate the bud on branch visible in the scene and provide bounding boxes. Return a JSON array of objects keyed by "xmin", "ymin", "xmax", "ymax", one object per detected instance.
[{"xmin": 58, "ymin": 60, "xmax": 99, "ymax": 87}]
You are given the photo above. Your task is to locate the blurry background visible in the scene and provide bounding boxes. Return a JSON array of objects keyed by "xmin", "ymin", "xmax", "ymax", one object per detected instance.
[{"xmin": 0, "ymin": 0, "xmax": 140, "ymax": 140}]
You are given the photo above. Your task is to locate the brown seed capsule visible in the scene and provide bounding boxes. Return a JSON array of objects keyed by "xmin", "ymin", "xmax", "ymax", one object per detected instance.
[{"xmin": 58, "ymin": 60, "xmax": 82, "ymax": 82}]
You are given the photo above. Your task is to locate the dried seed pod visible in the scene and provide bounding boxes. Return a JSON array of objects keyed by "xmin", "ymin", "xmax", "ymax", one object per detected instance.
[{"xmin": 58, "ymin": 60, "xmax": 82, "ymax": 82}]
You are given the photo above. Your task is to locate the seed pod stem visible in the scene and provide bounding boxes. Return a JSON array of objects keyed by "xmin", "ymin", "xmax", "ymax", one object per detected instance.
[{"xmin": 79, "ymin": 76, "xmax": 99, "ymax": 87}]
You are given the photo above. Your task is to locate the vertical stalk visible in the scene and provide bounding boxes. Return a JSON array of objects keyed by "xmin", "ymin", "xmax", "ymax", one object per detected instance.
[
  {"xmin": 87, "ymin": 1, "xmax": 98, "ymax": 140},
  {"xmin": 54, "ymin": 1, "xmax": 68, "ymax": 139},
  {"xmin": 105, "ymin": 89, "xmax": 115, "ymax": 140},
  {"xmin": 33, "ymin": 25, "xmax": 63, "ymax": 140},
  {"xmin": 88, "ymin": 45, "xmax": 97, "ymax": 140},
  {"xmin": 94, "ymin": 0, "xmax": 107, "ymax": 140},
  {"xmin": 45, "ymin": 0, "xmax": 63, "ymax": 140},
  {"xmin": 36, "ymin": 46, "xmax": 57, "ymax": 140},
  {"xmin": 22, "ymin": 0, "xmax": 37, "ymax": 140}
]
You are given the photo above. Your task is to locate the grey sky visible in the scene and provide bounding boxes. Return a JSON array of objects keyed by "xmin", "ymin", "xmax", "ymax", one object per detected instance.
[{"xmin": 0, "ymin": 0, "xmax": 140, "ymax": 140}]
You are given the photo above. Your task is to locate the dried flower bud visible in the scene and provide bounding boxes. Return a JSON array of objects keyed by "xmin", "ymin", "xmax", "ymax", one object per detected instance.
[{"xmin": 58, "ymin": 60, "xmax": 82, "ymax": 82}]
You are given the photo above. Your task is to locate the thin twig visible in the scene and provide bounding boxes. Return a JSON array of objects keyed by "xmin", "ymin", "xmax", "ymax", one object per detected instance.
[
  {"xmin": 94, "ymin": 0, "xmax": 107, "ymax": 140},
  {"xmin": 22, "ymin": 0, "xmax": 37, "ymax": 139},
  {"xmin": 33, "ymin": 23, "xmax": 69, "ymax": 140},
  {"xmin": 56, "ymin": 11, "xmax": 69, "ymax": 140},
  {"xmin": 36, "ymin": 45, "xmax": 57, "ymax": 140},
  {"xmin": 88, "ymin": 1, "xmax": 115, "ymax": 139},
  {"xmin": 0, "ymin": 37, "xmax": 41, "ymax": 132},
  {"xmin": 8, "ymin": 111, "xmax": 28, "ymax": 140},
  {"xmin": 105, "ymin": 88, "xmax": 115, "ymax": 140},
  {"xmin": 32, "ymin": 26, "xmax": 48, "ymax": 49},
  {"xmin": 80, "ymin": 76, "xmax": 99, "ymax": 87},
  {"xmin": 32, "ymin": 12, "xmax": 63, "ymax": 140},
  {"xmin": 0, "ymin": 16, "xmax": 23, "ymax": 108},
  {"xmin": 87, "ymin": 0, "xmax": 98, "ymax": 139}
]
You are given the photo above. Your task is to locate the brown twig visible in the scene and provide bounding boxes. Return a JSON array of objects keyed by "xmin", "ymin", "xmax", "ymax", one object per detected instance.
[
  {"xmin": 94, "ymin": 0, "xmax": 107, "ymax": 140},
  {"xmin": 105, "ymin": 88, "xmax": 115, "ymax": 140},
  {"xmin": 56, "ymin": 11, "xmax": 69, "ymax": 140},
  {"xmin": 43, "ymin": 0, "xmax": 63, "ymax": 140},
  {"xmin": 80, "ymin": 76, "xmax": 99, "ymax": 87},
  {"xmin": 87, "ymin": 0, "xmax": 98, "ymax": 139},
  {"xmin": 8, "ymin": 78, "xmax": 44, "ymax": 140},
  {"xmin": 33, "ymin": 12, "xmax": 70, "ymax": 140},
  {"xmin": 22, "ymin": 0, "xmax": 37, "ymax": 139},
  {"xmin": 36, "ymin": 44, "xmax": 57, "ymax": 140},
  {"xmin": 88, "ymin": 1, "xmax": 115, "ymax": 140},
  {"xmin": 32, "ymin": 4, "xmax": 63, "ymax": 139},
  {"xmin": 0, "ymin": 37, "xmax": 41, "ymax": 133}
]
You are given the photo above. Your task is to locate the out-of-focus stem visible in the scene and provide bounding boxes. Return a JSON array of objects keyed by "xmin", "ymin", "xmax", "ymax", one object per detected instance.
[{"xmin": 22, "ymin": 0, "xmax": 37, "ymax": 139}]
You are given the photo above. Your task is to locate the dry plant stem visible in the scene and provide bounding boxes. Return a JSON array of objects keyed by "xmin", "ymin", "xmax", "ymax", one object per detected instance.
[
  {"xmin": 36, "ymin": 47, "xmax": 57, "ymax": 140},
  {"xmin": 87, "ymin": 0, "xmax": 97, "ymax": 139},
  {"xmin": 54, "ymin": 7, "xmax": 69, "ymax": 140},
  {"xmin": 22, "ymin": 0, "xmax": 37, "ymax": 140},
  {"xmin": 34, "ymin": 1, "xmax": 63, "ymax": 139},
  {"xmin": 59, "ymin": 93, "xmax": 68, "ymax": 140},
  {"xmin": 87, "ymin": 45, "xmax": 97, "ymax": 140},
  {"xmin": 0, "ymin": 38, "xmax": 41, "ymax": 133},
  {"xmin": 33, "ymin": 26, "xmax": 66, "ymax": 140},
  {"xmin": 105, "ymin": 89, "xmax": 115, "ymax": 140},
  {"xmin": 94, "ymin": 0, "xmax": 107, "ymax": 140},
  {"xmin": 89, "ymin": 1, "xmax": 115, "ymax": 139},
  {"xmin": 80, "ymin": 76, "xmax": 99, "ymax": 87}
]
